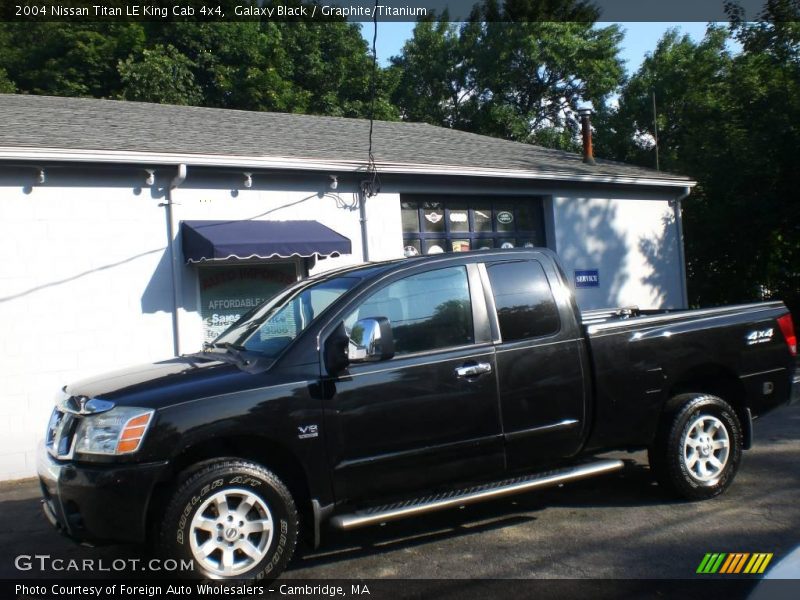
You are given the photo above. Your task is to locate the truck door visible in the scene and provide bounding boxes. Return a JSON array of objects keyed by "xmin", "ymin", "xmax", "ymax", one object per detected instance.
[
  {"xmin": 483, "ymin": 258, "xmax": 587, "ymax": 470},
  {"xmin": 322, "ymin": 263, "xmax": 504, "ymax": 503}
]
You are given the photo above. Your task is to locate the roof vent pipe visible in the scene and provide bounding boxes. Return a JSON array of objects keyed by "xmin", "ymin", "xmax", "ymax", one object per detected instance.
[{"xmin": 578, "ymin": 108, "xmax": 595, "ymax": 165}]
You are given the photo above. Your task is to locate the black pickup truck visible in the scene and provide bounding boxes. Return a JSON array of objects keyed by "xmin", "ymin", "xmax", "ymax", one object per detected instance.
[{"xmin": 38, "ymin": 249, "xmax": 799, "ymax": 580}]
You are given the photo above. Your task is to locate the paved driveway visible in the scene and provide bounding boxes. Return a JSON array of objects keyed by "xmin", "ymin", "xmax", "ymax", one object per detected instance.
[{"xmin": 2, "ymin": 403, "xmax": 798, "ymax": 592}]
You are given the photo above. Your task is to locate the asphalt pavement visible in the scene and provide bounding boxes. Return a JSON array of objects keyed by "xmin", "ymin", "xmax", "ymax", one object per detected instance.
[{"xmin": 2, "ymin": 403, "xmax": 798, "ymax": 590}]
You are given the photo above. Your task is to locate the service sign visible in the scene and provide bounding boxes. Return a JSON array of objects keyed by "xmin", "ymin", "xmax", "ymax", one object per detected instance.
[{"xmin": 575, "ymin": 269, "xmax": 600, "ymax": 288}]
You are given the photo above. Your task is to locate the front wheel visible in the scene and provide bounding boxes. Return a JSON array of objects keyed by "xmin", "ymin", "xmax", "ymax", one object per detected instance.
[
  {"xmin": 649, "ymin": 394, "xmax": 743, "ymax": 500},
  {"xmin": 159, "ymin": 459, "xmax": 298, "ymax": 580}
]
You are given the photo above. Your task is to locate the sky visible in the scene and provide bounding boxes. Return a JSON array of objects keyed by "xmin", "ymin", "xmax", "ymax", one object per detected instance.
[{"xmin": 362, "ymin": 21, "xmax": 712, "ymax": 74}]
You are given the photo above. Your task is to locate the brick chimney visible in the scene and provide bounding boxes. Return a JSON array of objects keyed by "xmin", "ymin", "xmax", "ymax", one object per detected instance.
[{"xmin": 578, "ymin": 108, "xmax": 595, "ymax": 165}]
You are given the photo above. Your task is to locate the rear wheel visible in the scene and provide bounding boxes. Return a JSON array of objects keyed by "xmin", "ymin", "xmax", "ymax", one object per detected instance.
[
  {"xmin": 159, "ymin": 459, "xmax": 298, "ymax": 580},
  {"xmin": 649, "ymin": 394, "xmax": 743, "ymax": 500}
]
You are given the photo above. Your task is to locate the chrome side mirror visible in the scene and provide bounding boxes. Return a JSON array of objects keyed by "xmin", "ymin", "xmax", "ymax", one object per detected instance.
[{"xmin": 348, "ymin": 317, "xmax": 394, "ymax": 362}]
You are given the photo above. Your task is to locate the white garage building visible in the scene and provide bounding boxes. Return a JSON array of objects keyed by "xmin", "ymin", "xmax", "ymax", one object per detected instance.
[{"xmin": 0, "ymin": 94, "xmax": 694, "ymax": 480}]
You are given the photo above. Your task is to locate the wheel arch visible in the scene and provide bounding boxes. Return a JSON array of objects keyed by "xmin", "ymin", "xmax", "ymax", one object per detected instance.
[
  {"xmin": 146, "ymin": 435, "xmax": 314, "ymax": 546},
  {"xmin": 664, "ymin": 363, "xmax": 752, "ymax": 449}
]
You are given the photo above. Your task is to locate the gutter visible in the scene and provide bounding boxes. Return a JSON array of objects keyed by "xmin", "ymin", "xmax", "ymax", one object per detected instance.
[
  {"xmin": 673, "ymin": 186, "xmax": 691, "ymax": 308},
  {"xmin": 166, "ymin": 164, "xmax": 187, "ymax": 357},
  {"xmin": 0, "ymin": 147, "xmax": 696, "ymax": 189},
  {"xmin": 359, "ymin": 189, "xmax": 369, "ymax": 262}
]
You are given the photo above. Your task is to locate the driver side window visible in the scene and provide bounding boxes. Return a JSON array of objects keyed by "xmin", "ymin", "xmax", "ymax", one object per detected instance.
[{"xmin": 345, "ymin": 266, "xmax": 474, "ymax": 356}]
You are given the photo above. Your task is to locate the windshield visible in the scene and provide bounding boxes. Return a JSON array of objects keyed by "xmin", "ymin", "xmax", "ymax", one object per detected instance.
[{"xmin": 212, "ymin": 275, "xmax": 359, "ymax": 358}]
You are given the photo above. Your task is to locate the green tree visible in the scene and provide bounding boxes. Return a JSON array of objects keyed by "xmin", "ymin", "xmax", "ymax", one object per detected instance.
[
  {"xmin": 0, "ymin": 69, "xmax": 14, "ymax": 93},
  {"xmin": 390, "ymin": 16, "xmax": 476, "ymax": 128},
  {"xmin": 390, "ymin": 1, "xmax": 624, "ymax": 149},
  {"xmin": 0, "ymin": 23, "xmax": 144, "ymax": 98},
  {"xmin": 595, "ymin": 26, "xmax": 733, "ymax": 169},
  {"xmin": 134, "ymin": 21, "xmax": 298, "ymax": 112},
  {"xmin": 599, "ymin": 10, "xmax": 800, "ymax": 317},
  {"xmin": 0, "ymin": 26, "xmax": 15, "ymax": 93},
  {"xmin": 0, "ymin": 8, "xmax": 395, "ymax": 119},
  {"xmin": 118, "ymin": 44, "xmax": 202, "ymax": 105},
  {"xmin": 280, "ymin": 22, "xmax": 397, "ymax": 119},
  {"xmin": 471, "ymin": 20, "xmax": 624, "ymax": 147}
]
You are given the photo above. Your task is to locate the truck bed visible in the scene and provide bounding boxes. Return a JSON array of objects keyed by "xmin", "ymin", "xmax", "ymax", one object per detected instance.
[
  {"xmin": 581, "ymin": 301, "xmax": 786, "ymax": 330},
  {"xmin": 579, "ymin": 301, "xmax": 794, "ymax": 452}
]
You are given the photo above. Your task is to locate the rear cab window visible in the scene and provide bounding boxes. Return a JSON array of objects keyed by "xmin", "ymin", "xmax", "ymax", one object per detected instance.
[{"xmin": 487, "ymin": 260, "xmax": 560, "ymax": 341}]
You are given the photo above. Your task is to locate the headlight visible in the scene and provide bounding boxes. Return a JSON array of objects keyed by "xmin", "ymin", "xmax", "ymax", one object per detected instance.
[{"xmin": 73, "ymin": 407, "xmax": 154, "ymax": 455}]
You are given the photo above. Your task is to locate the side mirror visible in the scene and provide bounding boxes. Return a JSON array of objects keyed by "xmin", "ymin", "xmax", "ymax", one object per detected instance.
[
  {"xmin": 348, "ymin": 317, "xmax": 395, "ymax": 363},
  {"xmin": 324, "ymin": 322, "xmax": 350, "ymax": 375}
]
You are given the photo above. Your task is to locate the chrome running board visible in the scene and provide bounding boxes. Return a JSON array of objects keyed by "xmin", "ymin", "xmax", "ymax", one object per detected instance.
[{"xmin": 330, "ymin": 458, "xmax": 624, "ymax": 530}]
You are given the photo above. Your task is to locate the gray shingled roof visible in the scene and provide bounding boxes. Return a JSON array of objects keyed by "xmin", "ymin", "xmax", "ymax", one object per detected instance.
[{"xmin": 0, "ymin": 94, "xmax": 691, "ymax": 184}]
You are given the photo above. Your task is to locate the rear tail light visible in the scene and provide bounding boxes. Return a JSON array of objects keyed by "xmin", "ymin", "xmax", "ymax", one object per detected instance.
[{"xmin": 777, "ymin": 313, "xmax": 797, "ymax": 356}]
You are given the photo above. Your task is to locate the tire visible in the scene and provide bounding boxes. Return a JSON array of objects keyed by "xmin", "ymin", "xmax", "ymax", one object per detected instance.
[
  {"xmin": 648, "ymin": 394, "xmax": 743, "ymax": 500},
  {"xmin": 159, "ymin": 459, "xmax": 298, "ymax": 581}
]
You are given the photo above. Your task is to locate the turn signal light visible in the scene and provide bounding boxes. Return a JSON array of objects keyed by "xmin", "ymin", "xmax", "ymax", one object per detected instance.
[
  {"xmin": 777, "ymin": 313, "xmax": 797, "ymax": 356},
  {"xmin": 116, "ymin": 413, "xmax": 153, "ymax": 454}
]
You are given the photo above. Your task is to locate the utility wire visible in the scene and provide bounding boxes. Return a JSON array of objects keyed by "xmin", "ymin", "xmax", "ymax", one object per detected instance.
[{"xmin": 361, "ymin": 0, "xmax": 381, "ymax": 198}]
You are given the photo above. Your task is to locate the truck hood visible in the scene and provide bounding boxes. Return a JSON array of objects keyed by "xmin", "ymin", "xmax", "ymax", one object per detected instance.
[{"xmin": 64, "ymin": 355, "xmax": 245, "ymax": 409}]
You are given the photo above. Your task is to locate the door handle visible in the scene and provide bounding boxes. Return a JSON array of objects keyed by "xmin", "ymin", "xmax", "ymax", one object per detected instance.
[{"xmin": 455, "ymin": 362, "xmax": 493, "ymax": 378}]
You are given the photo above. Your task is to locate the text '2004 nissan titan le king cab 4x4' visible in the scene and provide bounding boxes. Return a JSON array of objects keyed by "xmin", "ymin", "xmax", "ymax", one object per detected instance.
[{"xmin": 38, "ymin": 249, "xmax": 799, "ymax": 580}]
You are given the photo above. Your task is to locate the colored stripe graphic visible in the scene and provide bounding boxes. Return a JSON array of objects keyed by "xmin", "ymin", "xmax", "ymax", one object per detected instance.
[
  {"xmin": 720, "ymin": 553, "xmax": 749, "ymax": 574},
  {"xmin": 744, "ymin": 553, "xmax": 773, "ymax": 574},
  {"xmin": 697, "ymin": 553, "xmax": 714, "ymax": 573},
  {"xmin": 697, "ymin": 553, "xmax": 727, "ymax": 573},
  {"xmin": 733, "ymin": 553, "xmax": 750, "ymax": 574},
  {"xmin": 697, "ymin": 552, "xmax": 773, "ymax": 575}
]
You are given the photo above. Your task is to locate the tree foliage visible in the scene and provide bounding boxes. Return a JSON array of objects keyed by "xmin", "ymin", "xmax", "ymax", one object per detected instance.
[
  {"xmin": 118, "ymin": 44, "xmax": 202, "ymax": 105},
  {"xmin": 598, "ymin": 4, "xmax": 800, "ymax": 317},
  {"xmin": 389, "ymin": 1, "xmax": 624, "ymax": 150},
  {"xmin": 0, "ymin": 14, "xmax": 396, "ymax": 119}
]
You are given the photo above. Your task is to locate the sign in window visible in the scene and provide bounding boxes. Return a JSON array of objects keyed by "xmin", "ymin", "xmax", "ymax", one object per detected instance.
[
  {"xmin": 198, "ymin": 263, "xmax": 297, "ymax": 343},
  {"xmin": 400, "ymin": 195, "xmax": 546, "ymax": 256}
]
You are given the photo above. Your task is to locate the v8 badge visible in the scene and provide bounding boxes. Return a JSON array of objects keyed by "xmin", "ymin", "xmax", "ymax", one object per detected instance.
[{"xmin": 298, "ymin": 424, "xmax": 319, "ymax": 439}]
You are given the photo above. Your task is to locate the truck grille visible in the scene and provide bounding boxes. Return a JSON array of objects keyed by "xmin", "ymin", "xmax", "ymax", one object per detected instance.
[{"xmin": 45, "ymin": 408, "xmax": 78, "ymax": 459}]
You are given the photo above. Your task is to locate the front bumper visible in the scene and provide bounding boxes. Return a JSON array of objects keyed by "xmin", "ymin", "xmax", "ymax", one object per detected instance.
[{"xmin": 37, "ymin": 442, "xmax": 168, "ymax": 545}]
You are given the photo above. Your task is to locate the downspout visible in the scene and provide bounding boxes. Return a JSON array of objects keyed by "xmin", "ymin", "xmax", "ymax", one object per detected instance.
[
  {"xmin": 359, "ymin": 189, "xmax": 369, "ymax": 262},
  {"xmin": 673, "ymin": 185, "xmax": 691, "ymax": 308},
  {"xmin": 166, "ymin": 164, "xmax": 187, "ymax": 356}
]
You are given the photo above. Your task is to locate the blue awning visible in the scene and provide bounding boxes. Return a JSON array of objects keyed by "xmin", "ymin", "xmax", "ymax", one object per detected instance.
[{"xmin": 181, "ymin": 220, "xmax": 352, "ymax": 264}]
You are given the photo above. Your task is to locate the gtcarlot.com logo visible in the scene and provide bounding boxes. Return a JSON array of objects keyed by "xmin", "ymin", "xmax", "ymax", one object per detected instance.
[
  {"xmin": 14, "ymin": 554, "xmax": 194, "ymax": 573},
  {"xmin": 696, "ymin": 552, "xmax": 773, "ymax": 575}
]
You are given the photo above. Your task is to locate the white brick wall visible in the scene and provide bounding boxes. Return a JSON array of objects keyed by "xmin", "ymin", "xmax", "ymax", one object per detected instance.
[
  {"xmin": 0, "ymin": 169, "xmax": 392, "ymax": 480},
  {"xmin": 0, "ymin": 173, "xmax": 175, "ymax": 479},
  {"xmin": 552, "ymin": 191, "xmax": 685, "ymax": 310}
]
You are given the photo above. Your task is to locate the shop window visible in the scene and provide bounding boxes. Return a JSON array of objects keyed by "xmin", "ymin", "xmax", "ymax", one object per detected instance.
[
  {"xmin": 198, "ymin": 263, "xmax": 298, "ymax": 344},
  {"xmin": 400, "ymin": 195, "xmax": 547, "ymax": 257}
]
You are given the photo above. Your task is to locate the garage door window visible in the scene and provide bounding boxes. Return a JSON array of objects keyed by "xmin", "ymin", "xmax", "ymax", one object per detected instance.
[{"xmin": 401, "ymin": 195, "xmax": 547, "ymax": 257}]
